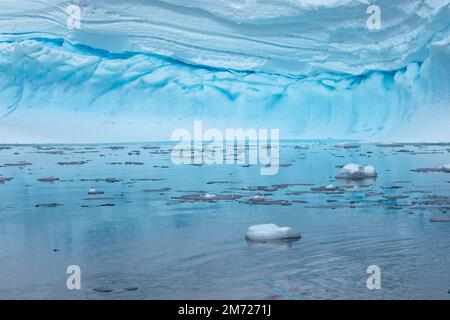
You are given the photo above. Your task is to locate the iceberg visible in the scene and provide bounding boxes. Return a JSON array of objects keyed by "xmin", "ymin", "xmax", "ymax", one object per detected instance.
[{"xmin": 0, "ymin": 0, "xmax": 449, "ymax": 143}]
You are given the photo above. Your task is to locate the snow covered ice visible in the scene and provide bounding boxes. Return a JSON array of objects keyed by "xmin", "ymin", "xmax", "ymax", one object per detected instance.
[
  {"xmin": 336, "ymin": 164, "xmax": 378, "ymax": 180},
  {"xmin": 245, "ymin": 224, "xmax": 301, "ymax": 242}
]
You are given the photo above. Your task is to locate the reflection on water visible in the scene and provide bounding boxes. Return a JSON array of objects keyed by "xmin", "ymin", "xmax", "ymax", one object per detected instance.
[
  {"xmin": 246, "ymin": 239, "xmax": 299, "ymax": 249},
  {"xmin": 0, "ymin": 142, "xmax": 450, "ymax": 299}
]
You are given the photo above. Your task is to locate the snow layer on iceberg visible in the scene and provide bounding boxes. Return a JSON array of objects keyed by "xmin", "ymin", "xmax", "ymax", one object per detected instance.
[{"xmin": 1, "ymin": 0, "xmax": 449, "ymax": 75}]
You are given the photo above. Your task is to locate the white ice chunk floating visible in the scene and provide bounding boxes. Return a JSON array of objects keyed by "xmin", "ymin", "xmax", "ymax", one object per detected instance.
[
  {"xmin": 202, "ymin": 193, "xmax": 217, "ymax": 200},
  {"xmin": 336, "ymin": 163, "xmax": 378, "ymax": 180},
  {"xmin": 245, "ymin": 224, "xmax": 301, "ymax": 242},
  {"xmin": 441, "ymin": 164, "xmax": 450, "ymax": 173},
  {"xmin": 252, "ymin": 195, "xmax": 266, "ymax": 202},
  {"xmin": 88, "ymin": 188, "xmax": 104, "ymax": 195}
]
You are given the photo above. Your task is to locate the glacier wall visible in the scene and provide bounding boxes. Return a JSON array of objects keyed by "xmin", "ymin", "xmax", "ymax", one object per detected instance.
[{"xmin": 0, "ymin": 0, "xmax": 449, "ymax": 143}]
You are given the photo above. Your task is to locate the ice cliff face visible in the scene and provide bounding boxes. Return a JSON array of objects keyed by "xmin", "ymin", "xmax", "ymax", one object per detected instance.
[{"xmin": 0, "ymin": 0, "xmax": 449, "ymax": 143}]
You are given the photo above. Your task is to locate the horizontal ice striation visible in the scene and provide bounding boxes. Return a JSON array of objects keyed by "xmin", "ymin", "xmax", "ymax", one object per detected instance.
[{"xmin": 0, "ymin": 0, "xmax": 449, "ymax": 143}]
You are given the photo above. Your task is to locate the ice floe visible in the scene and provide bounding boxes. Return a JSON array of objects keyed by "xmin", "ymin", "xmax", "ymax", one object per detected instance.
[
  {"xmin": 336, "ymin": 163, "xmax": 378, "ymax": 180},
  {"xmin": 245, "ymin": 224, "xmax": 301, "ymax": 242}
]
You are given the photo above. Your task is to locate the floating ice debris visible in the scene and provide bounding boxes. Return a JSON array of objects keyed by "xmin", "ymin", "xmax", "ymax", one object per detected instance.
[
  {"xmin": 381, "ymin": 185, "xmax": 402, "ymax": 190},
  {"xmin": 252, "ymin": 195, "xmax": 266, "ymax": 202},
  {"xmin": 143, "ymin": 187, "xmax": 171, "ymax": 193},
  {"xmin": 429, "ymin": 216, "xmax": 450, "ymax": 223},
  {"xmin": 365, "ymin": 192, "xmax": 384, "ymax": 197},
  {"xmin": 57, "ymin": 161, "xmax": 86, "ymax": 166},
  {"xmin": 242, "ymin": 184, "xmax": 291, "ymax": 192},
  {"xmin": 336, "ymin": 163, "xmax": 378, "ymax": 180},
  {"xmin": 311, "ymin": 185, "xmax": 343, "ymax": 193},
  {"xmin": 38, "ymin": 176, "xmax": 60, "ymax": 183},
  {"xmin": 203, "ymin": 193, "xmax": 216, "ymax": 200},
  {"xmin": 0, "ymin": 176, "xmax": 12, "ymax": 184},
  {"xmin": 88, "ymin": 188, "xmax": 105, "ymax": 195},
  {"xmin": 384, "ymin": 195, "xmax": 409, "ymax": 200},
  {"xmin": 241, "ymin": 196, "xmax": 291, "ymax": 206},
  {"xmin": 35, "ymin": 203, "xmax": 63, "ymax": 208},
  {"xmin": 376, "ymin": 142, "xmax": 405, "ymax": 148},
  {"xmin": 413, "ymin": 165, "xmax": 450, "ymax": 173},
  {"xmin": 125, "ymin": 161, "xmax": 144, "ymax": 165},
  {"xmin": 335, "ymin": 142, "xmax": 360, "ymax": 149},
  {"xmin": 93, "ymin": 287, "xmax": 114, "ymax": 293},
  {"xmin": 206, "ymin": 181, "xmax": 236, "ymax": 185},
  {"xmin": 35, "ymin": 150, "xmax": 65, "ymax": 155},
  {"xmin": 245, "ymin": 224, "xmax": 301, "ymax": 242},
  {"xmin": 172, "ymin": 193, "xmax": 242, "ymax": 202},
  {"xmin": 4, "ymin": 161, "xmax": 32, "ymax": 167}
]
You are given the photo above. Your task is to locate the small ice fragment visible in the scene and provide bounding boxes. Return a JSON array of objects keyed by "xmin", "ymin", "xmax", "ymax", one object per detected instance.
[
  {"xmin": 124, "ymin": 287, "xmax": 138, "ymax": 292},
  {"xmin": 441, "ymin": 164, "xmax": 450, "ymax": 173},
  {"xmin": 93, "ymin": 287, "xmax": 114, "ymax": 293},
  {"xmin": 324, "ymin": 185, "xmax": 337, "ymax": 191},
  {"xmin": 202, "ymin": 193, "xmax": 216, "ymax": 200},
  {"xmin": 88, "ymin": 188, "xmax": 104, "ymax": 195},
  {"xmin": 336, "ymin": 163, "xmax": 378, "ymax": 180},
  {"xmin": 375, "ymin": 142, "xmax": 405, "ymax": 148},
  {"xmin": 4, "ymin": 161, "xmax": 32, "ymax": 167},
  {"xmin": 252, "ymin": 195, "xmax": 266, "ymax": 202},
  {"xmin": 38, "ymin": 176, "xmax": 60, "ymax": 182},
  {"xmin": 245, "ymin": 224, "xmax": 301, "ymax": 242}
]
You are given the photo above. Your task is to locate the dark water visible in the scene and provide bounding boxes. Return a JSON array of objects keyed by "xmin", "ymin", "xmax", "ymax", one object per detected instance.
[{"xmin": 1, "ymin": 142, "xmax": 450, "ymax": 299}]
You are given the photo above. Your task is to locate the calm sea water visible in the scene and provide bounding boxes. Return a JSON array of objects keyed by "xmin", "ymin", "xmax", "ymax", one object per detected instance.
[{"xmin": 1, "ymin": 141, "xmax": 450, "ymax": 299}]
